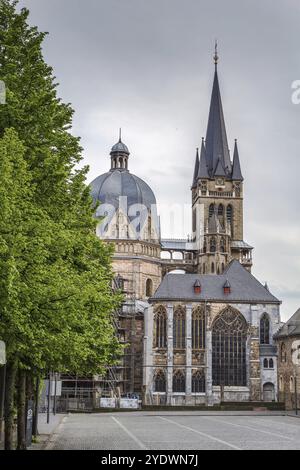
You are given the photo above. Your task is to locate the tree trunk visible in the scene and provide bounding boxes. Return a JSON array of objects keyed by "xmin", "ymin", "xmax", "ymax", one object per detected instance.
[
  {"xmin": 17, "ymin": 369, "xmax": 27, "ymax": 450},
  {"xmin": 4, "ymin": 360, "xmax": 17, "ymax": 450},
  {"xmin": 32, "ymin": 377, "xmax": 40, "ymax": 437}
]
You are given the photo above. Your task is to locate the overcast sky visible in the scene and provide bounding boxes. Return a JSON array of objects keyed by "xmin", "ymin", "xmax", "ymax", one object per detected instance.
[{"xmin": 18, "ymin": 0, "xmax": 300, "ymax": 321}]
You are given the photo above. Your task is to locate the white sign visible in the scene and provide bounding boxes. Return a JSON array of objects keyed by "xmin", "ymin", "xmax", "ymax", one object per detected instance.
[
  {"xmin": 0, "ymin": 341, "xmax": 6, "ymax": 365},
  {"xmin": 119, "ymin": 398, "xmax": 139, "ymax": 409},
  {"xmin": 100, "ymin": 398, "xmax": 116, "ymax": 408}
]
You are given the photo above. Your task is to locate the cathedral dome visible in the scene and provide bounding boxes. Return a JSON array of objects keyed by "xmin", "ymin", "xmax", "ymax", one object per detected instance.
[
  {"xmin": 90, "ymin": 170, "xmax": 157, "ymax": 212},
  {"xmin": 90, "ymin": 135, "xmax": 160, "ymax": 242}
]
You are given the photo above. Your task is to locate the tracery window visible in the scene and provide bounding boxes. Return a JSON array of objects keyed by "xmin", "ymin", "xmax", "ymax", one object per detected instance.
[
  {"xmin": 153, "ymin": 370, "xmax": 166, "ymax": 393},
  {"xmin": 192, "ymin": 370, "xmax": 206, "ymax": 393},
  {"xmin": 260, "ymin": 313, "xmax": 270, "ymax": 345},
  {"xmin": 173, "ymin": 370, "xmax": 185, "ymax": 393},
  {"xmin": 153, "ymin": 307, "xmax": 167, "ymax": 349},
  {"xmin": 173, "ymin": 306, "xmax": 186, "ymax": 349},
  {"xmin": 212, "ymin": 307, "xmax": 247, "ymax": 386},
  {"xmin": 192, "ymin": 307, "xmax": 205, "ymax": 349},
  {"xmin": 218, "ymin": 204, "xmax": 224, "ymax": 216},
  {"xmin": 269, "ymin": 358, "xmax": 274, "ymax": 369},
  {"xmin": 209, "ymin": 204, "xmax": 215, "ymax": 218},
  {"xmin": 210, "ymin": 237, "xmax": 216, "ymax": 253}
]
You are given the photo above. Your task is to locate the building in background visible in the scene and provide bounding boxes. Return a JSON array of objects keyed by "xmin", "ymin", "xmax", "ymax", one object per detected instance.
[{"xmin": 274, "ymin": 308, "xmax": 300, "ymax": 410}]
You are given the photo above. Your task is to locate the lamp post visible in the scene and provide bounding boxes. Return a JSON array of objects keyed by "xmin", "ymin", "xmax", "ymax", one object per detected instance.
[
  {"xmin": 0, "ymin": 341, "xmax": 6, "ymax": 442},
  {"xmin": 295, "ymin": 374, "xmax": 298, "ymax": 416}
]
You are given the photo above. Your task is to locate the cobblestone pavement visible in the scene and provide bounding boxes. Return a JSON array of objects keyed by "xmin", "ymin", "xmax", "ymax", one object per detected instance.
[{"xmin": 46, "ymin": 412, "xmax": 300, "ymax": 450}]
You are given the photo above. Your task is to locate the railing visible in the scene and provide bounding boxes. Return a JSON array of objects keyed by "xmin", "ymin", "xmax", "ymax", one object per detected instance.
[{"xmin": 209, "ymin": 191, "xmax": 233, "ymax": 197}]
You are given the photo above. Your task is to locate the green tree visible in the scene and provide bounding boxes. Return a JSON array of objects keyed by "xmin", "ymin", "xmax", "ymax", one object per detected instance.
[{"xmin": 0, "ymin": 1, "xmax": 122, "ymax": 449}]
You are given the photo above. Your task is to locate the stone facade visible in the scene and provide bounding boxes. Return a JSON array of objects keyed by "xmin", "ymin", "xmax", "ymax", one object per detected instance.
[{"xmin": 143, "ymin": 301, "xmax": 280, "ymax": 405}]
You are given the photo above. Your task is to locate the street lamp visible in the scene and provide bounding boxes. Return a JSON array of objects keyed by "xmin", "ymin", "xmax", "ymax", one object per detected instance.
[{"xmin": 0, "ymin": 340, "xmax": 6, "ymax": 442}]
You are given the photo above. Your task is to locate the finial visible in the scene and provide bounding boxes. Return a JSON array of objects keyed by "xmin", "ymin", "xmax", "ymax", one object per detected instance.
[
  {"xmin": 213, "ymin": 39, "xmax": 219, "ymax": 68},
  {"xmin": 119, "ymin": 128, "xmax": 122, "ymax": 143}
]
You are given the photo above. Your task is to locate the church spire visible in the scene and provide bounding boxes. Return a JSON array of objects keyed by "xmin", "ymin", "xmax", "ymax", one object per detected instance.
[
  {"xmin": 232, "ymin": 139, "xmax": 243, "ymax": 181},
  {"xmin": 205, "ymin": 46, "xmax": 232, "ymax": 178},
  {"xmin": 198, "ymin": 138, "xmax": 210, "ymax": 179},
  {"xmin": 192, "ymin": 148, "xmax": 200, "ymax": 188}
]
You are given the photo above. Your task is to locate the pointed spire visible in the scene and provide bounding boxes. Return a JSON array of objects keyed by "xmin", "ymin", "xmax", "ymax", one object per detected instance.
[
  {"xmin": 232, "ymin": 139, "xmax": 243, "ymax": 181},
  {"xmin": 214, "ymin": 156, "xmax": 226, "ymax": 177},
  {"xmin": 119, "ymin": 128, "xmax": 122, "ymax": 142},
  {"xmin": 205, "ymin": 49, "xmax": 232, "ymax": 179},
  {"xmin": 192, "ymin": 148, "xmax": 200, "ymax": 188},
  {"xmin": 198, "ymin": 138, "xmax": 210, "ymax": 179}
]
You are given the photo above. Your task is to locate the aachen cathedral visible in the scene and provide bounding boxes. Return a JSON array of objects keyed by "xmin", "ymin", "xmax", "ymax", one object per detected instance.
[{"xmin": 89, "ymin": 48, "xmax": 283, "ymax": 406}]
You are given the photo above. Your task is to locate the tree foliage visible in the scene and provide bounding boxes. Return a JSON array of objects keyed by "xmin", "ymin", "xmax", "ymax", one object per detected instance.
[{"xmin": 0, "ymin": 0, "xmax": 122, "ymax": 384}]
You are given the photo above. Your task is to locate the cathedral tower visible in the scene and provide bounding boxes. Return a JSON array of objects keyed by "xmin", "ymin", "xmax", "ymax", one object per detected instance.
[{"xmin": 192, "ymin": 47, "xmax": 253, "ymax": 274}]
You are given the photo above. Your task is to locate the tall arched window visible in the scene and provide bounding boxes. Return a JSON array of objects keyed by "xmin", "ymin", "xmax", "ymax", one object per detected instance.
[
  {"xmin": 226, "ymin": 205, "xmax": 233, "ymax": 235},
  {"xmin": 220, "ymin": 237, "xmax": 226, "ymax": 253},
  {"xmin": 263, "ymin": 358, "xmax": 268, "ymax": 369},
  {"xmin": 192, "ymin": 307, "xmax": 205, "ymax": 349},
  {"xmin": 173, "ymin": 306, "xmax": 186, "ymax": 349},
  {"xmin": 212, "ymin": 307, "xmax": 247, "ymax": 386},
  {"xmin": 153, "ymin": 307, "xmax": 167, "ymax": 349},
  {"xmin": 209, "ymin": 204, "xmax": 215, "ymax": 218},
  {"xmin": 192, "ymin": 370, "xmax": 206, "ymax": 393},
  {"xmin": 269, "ymin": 358, "xmax": 274, "ymax": 369},
  {"xmin": 154, "ymin": 370, "xmax": 166, "ymax": 392},
  {"xmin": 218, "ymin": 204, "xmax": 224, "ymax": 216},
  {"xmin": 260, "ymin": 314, "xmax": 270, "ymax": 344},
  {"xmin": 280, "ymin": 343, "xmax": 287, "ymax": 363},
  {"xmin": 290, "ymin": 376, "xmax": 294, "ymax": 393},
  {"xmin": 173, "ymin": 370, "xmax": 185, "ymax": 393},
  {"xmin": 146, "ymin": 278, "xmax": 153, "ymax": 297},
  {"xmin": 211, "ymin": 262, "xmax": 215, "ymax": 273}
]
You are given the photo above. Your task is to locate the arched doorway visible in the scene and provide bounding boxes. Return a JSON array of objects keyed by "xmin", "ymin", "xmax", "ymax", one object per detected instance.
[
  {"xmin": 263, "ymin": 382, "xmax": 275, "ymax": 402},
  {"xmin": 212, "ymin": 307, "xmax": 247, "ymax": 387}
]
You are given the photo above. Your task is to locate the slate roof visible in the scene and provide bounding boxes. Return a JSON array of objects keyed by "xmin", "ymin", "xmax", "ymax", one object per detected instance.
[
  {"xmin": 231, "ymin": 240, "xmax": 253, "ymax": 250},
  {"xmin": 260, "ymin": 345, "xmax": 278, "ymax": 357},
  {"xmin": 274, "ymin": 308, "xmax": 300, "ymax": 339},
  {"xmin": 151, "ymin": 259, "xmax": 280, "ymax": 304},
  {"xmin": 111, "ymin": 139, "xmax": 130, "ymax": 155}
]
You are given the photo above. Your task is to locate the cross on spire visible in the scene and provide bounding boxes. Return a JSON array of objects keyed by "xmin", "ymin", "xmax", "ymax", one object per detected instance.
[{"xmin": 214, "ymin": 40, "xmax": 219, "ymax": 68}]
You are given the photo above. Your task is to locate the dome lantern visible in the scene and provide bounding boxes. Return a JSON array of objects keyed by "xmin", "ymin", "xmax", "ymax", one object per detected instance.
[{"xmin": 110, "ymin": 129, "xmax": 130, "ymax": 171}]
